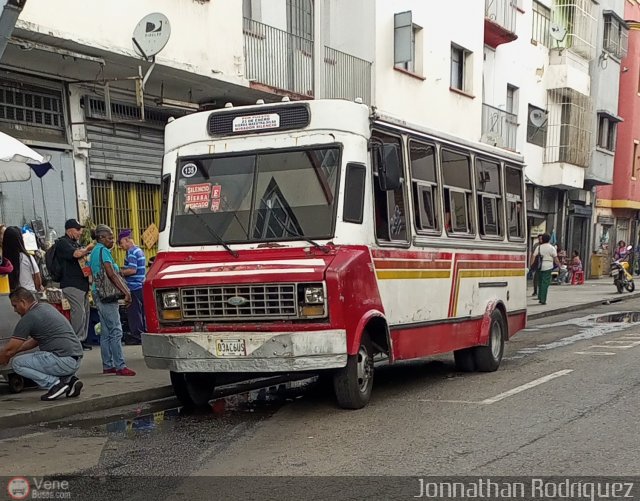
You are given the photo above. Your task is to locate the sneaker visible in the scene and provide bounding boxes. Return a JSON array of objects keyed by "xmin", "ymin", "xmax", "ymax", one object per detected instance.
[
  {"xmin": 115, "ymin": 367, "xmax": 136, "ymax": 376},
  {"xmin": 66, "ymin": 376, "xmax": 83, "ymax": 398},
  {"xmin": 41, "ymin": 380, "xmax": 70, "ymax": 401},
  {"xmin": 103, "ymin": 368, "xmax": 116, "ymax": 374}
]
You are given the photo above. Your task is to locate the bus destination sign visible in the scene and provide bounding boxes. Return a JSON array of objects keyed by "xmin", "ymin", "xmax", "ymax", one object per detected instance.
[{"xmin": 232, "ymin": 113, "xmax": 280, "ymax": 132}]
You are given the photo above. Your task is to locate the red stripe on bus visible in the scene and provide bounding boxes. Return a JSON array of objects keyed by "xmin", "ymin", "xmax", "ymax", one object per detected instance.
[
  {"xmin": 371, "ymin": 250, "xmax": 453, "ymax": 260},
  {"xmin": 373, "ymin": 260, "xmax": 452, "ymax": 270}
]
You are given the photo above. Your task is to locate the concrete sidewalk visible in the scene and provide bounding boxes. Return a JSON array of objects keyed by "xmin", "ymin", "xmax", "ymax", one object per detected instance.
[
  {"xmin": 0, "ymin": 346, "xmax": 172, "ymax": 429},
  {"xmin": 1, "ymin": 278, "xmax": 638, "ymax": 429},
  {"xmin": 527, "ymin": 277, "xmax": 640, "ymax": 320}
]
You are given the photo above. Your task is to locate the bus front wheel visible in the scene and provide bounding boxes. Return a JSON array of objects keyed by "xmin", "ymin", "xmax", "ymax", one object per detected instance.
[
  {"xmin": 333, "ymin": 332, "xmax": 374, "ymax": 409},
  {"xmin": 473, "ymin": 311, "xmax": 506, "ymax": 372},
  {"xmin": 170, "ymin": 371, "xmax": 215, "ymax": 409}
]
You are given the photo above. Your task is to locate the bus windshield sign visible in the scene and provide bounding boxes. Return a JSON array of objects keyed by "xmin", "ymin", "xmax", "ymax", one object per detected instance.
[{"xmin": 232, "ymin": 113, "xmax": 280, "ymax": 132}]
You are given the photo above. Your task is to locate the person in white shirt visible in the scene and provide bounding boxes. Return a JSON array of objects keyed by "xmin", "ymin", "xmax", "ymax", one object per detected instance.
[
  {"xmin": 1, "ymin": 226, "xmax": 42, "ymax": 293},
  {"xmin": 530, "ymin": 233, "xmax": 560, "ymax": 305}
]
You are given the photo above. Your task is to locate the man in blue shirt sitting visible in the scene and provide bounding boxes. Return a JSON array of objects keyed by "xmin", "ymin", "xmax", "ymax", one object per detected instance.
[{"xmin": 118, "ymin": 230, "xmax": 146, "ymax": 345}]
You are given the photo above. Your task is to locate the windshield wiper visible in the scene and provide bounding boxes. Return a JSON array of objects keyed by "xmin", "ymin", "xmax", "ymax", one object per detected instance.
[
  {"xmin": 187, "ymin": 207, "xmax": 239, "ymax": 258},
  {"xmin": 264, "ymin": 204, "xmax": 330, "ymax": 254}
]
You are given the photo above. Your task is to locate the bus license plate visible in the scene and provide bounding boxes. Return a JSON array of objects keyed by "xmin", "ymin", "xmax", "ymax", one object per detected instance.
[{"xmin": 215, "ymin": 339, "xmax": 246, "ymax": 357}]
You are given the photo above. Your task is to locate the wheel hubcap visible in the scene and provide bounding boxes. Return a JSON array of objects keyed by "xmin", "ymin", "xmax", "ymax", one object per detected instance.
[
  {"xmin": 356, "ymin": 346, "xmax": 373, "ymax": 393},
  {"xmin": 490, "ymin": 321, "xmax": 502, "ymax": 360}
]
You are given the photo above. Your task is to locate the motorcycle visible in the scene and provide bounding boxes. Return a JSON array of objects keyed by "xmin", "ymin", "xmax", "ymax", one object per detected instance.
[{"xmin": 611, "ymin": 245, "xmax": 635, "ymax": 294}]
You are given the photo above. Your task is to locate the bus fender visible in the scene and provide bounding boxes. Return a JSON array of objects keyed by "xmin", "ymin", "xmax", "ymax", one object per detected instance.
[
  {"xmin": 478, "ymin": 300, "xmax": 506, "ymax": 345},
  {"xmin": 348, "ymin": 309, "xmax": 388, "ymax": 356}
]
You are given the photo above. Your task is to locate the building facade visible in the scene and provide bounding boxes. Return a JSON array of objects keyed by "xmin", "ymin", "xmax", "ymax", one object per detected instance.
[{"xmin": 595, "ymin": 1, "xmax": 640, "ymax": 273}]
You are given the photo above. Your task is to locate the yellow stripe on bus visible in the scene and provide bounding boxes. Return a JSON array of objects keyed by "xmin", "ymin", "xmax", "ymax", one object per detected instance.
[
  {"xmin": 376, "ymin": 270, "xmax": 451, "ymax": 280},
  {"xmin": 458, "ymin": 269, "xmax": 526, "ymax": 278}
]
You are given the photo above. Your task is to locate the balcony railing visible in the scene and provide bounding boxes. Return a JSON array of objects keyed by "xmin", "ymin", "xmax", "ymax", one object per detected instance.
[
  {"xmin": 481, "ymin": 103, "xmax": 518, "ymax": 151},
  {"xmin": 324, "ymin": 46, "xmax": 372, "ymax": 104},
  {"xmin": 484, "ymin": 0, "xmax": 518, "ymax": 48},
  {"xmin": 243, "ymin": 18, "xmax": 314, "ymax": 97},
  {"xmin": 243, "ymin": 18, "xmax": 372, "ymax": 104}
]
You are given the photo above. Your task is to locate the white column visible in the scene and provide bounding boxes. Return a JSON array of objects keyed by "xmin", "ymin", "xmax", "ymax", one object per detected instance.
[{"xmin": 312, "ymin": 0, "xmax": 325, "ymax": 99}]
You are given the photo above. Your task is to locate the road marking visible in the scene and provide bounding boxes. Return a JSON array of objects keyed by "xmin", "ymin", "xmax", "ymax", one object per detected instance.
[
  {"xmin": 413, "ymin": 399, "xmax": 478, "ymax": 404},
  {"xmin": 479, "ymin": 370, "xmax": 574, "ymax": 405},
  {"xmin": 574, "ymin": 351, "xmax": 617, "ymax": 356},
  {"xmin": 590, "ymin": 341, "xmax": 640, "ymax": 349}
]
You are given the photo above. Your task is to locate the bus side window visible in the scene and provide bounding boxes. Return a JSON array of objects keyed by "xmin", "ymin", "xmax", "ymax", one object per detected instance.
[
  {"xmin": 159, "ymin": 173, "xmax": 171, "ymax": 232},
  {"xmin": 372, "ymin": 131, "xmax": 408, "ymax": 243},
  {"xmin": 409, "ymin": 140, "xmax": 440, "ymax": 233},
  {"xmin": 475, "ymin": 158, "xmax": 503, "ymax": 238},
  {"xmin": 441, "ymin": 149, "xmax": 473, "ymax": 235},
  {"xmin": 343, "ymin": 163, "xmax": 366, "ymax": 224},
  {"xmin": 505, "ymin": 166, "xmax": 524, "ymax": 240}
]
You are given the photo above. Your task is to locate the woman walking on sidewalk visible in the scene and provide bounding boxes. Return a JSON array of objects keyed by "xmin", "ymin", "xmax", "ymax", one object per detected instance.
[
  {"xmin": 530, "ymin": 233, "xmax": 560, "ymax": 305},
  {"xmin": 89, "ymin": 225, "xmax": 136, "ymax": 377}
]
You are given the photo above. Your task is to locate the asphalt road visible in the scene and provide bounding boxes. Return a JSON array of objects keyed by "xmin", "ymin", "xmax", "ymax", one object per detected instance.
[{"xmin": 3, "ymin": 299, "xmax": 640, "ymax": 499}]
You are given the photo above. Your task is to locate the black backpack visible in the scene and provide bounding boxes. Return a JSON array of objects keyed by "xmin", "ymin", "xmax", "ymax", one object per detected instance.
[{"xmin": 44, "ymin": 239, "xmax": 63, "ymax": 283}]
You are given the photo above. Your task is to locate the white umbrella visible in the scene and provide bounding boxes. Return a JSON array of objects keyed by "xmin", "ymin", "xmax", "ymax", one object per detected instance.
[{"xmin": 0, "ymin": 131, "xmax": 53, "ymax": 183}]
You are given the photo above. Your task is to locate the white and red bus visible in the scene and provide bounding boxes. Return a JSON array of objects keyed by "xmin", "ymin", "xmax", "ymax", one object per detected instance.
[{"xmin": 142, "ymin": 99, "xmax": 527, "ymax": 409}]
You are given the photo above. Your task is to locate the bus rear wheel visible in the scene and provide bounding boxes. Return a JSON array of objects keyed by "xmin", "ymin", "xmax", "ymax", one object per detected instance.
[
  {"xmin": 473, "ymin": 310, "xmax": 506, "ymax": 372},
  {"xmin": 333, "ymin": 332, "xmax": 374, "ymax": 409},
  {"xmin": 170, "ymin": 371, "xmax": 215, "ymax": 409}
]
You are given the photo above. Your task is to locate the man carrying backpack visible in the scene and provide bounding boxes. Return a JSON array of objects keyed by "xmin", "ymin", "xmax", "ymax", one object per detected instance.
[{"xmin": 54, "ymin": 219, "xmax": 94, "ymax": 351}]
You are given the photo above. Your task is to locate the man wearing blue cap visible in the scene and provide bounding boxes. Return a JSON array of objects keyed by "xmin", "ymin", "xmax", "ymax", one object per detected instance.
[{"xmin": 118, "ymin": 230, "xmax": 146, "ymax": 345}]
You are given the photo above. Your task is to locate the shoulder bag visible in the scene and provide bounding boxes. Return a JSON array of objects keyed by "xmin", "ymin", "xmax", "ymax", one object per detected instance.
[{"xmin": 94, "ymin": 248, "xmax": 129, "ymax": 303}]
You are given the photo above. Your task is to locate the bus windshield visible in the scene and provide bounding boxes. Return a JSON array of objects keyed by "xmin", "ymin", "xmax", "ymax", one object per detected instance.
[{"xmin": 171, "ymin": 146, "xmax": 341, "ymax": 246}]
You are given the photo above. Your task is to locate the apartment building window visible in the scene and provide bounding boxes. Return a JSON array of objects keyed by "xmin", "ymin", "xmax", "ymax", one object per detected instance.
[
  {"xmin": 287, "ymin": 0, "xmax": 313, "ymax": 40},
  {"xmin": 506, "ymin": 85, "xmax": 518, "ymax": 115},
  {"xmin": 394, "ymin": 11, "xmax": 423, "ymax": 75},
  {"xmin": 603, "ymin": 12, "xmax": 628, "ymax": 60},
  {"xmin": 527, "ymin": 104, "xmax": 547, "ymax": 148},
  {"xmin": 597, "ymin": 113, "xmax": 618, "ymax": 152},
  {"xmin": 532, "ymin": 1, "xmax": 551, "ymax": 47},
  {"xmin": 633, "ymin": 141, "xmax": 640, "ymax": 179},
  {"xmin": 451, "ymin": 44, "xmax": 472, "ymax": 94}
]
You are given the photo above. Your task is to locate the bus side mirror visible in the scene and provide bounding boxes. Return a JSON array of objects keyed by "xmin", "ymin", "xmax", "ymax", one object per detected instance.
[{"xmin": 375, "ymin": 143, "xmax": 402, "ymax": 191}]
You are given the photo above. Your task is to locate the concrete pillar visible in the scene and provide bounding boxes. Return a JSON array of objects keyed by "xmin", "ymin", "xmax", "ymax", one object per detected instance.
[{"xmin": 67, "ymin": 85, "xmax": 91, "ymax": 222}]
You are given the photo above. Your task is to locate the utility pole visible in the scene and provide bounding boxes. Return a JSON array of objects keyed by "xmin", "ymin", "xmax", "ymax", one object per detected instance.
[{"xmin": 0, "ymin": 0, "xmax": 26, "ymax": 61}]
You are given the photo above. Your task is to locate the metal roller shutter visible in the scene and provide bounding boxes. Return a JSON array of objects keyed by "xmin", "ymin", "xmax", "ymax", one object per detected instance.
[{"xmin": 86, "ymin": 123, "xmax": 164, "ymax": 185}]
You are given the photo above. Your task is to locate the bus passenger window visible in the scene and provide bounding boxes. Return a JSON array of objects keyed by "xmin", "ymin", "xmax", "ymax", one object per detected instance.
[
  {"xmin": 441, "ymin": 149, "xmax": 473, "ymax": 236},
  {"xmin": 505, "ymin": 166, "xmax": 524, "ymax": 240},
  {"xmin": 372, "ymin": 131, "xmax": 408, "ymax": 243},
  {"xmin": 409, "ymin": 140, "xmax": 439, "ymax": 232},
  {"xmin": 344, "ymin": 163, "xmax": 366, "ymax": 224},
  {"xmin": 476, "ymin": 158, "xmax": 503, "ymax": 238}
]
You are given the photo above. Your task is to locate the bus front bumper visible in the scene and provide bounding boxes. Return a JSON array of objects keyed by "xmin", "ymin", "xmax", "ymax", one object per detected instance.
[{"xmin": 141, "ymin": 330, "xmax": 348, "ymax": 373}]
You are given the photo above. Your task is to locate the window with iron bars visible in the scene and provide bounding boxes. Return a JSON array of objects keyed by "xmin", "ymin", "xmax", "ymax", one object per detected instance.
[
  {"xmin": 603, "ymin": 13, "xmax": 628, "ymax": 60},
  {"xmin": 532, "ymin": 1, "xmax": 551, "ymax": 47},
  {"xmin": 0, "ymin": 83, "xmax": 64, "ymax": 130},
  {"xmin": 544, "ymin": 88, "xmax": 593, "ymax": 168},
  {"xmin": 551, "ymin": 0, "xmax": 597, "ymax": 60}
]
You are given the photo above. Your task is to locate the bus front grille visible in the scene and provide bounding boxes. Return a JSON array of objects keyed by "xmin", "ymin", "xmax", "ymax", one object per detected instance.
[{"xmin": 180, "ymin": 284, "xmax": 298, "ymax": 321}]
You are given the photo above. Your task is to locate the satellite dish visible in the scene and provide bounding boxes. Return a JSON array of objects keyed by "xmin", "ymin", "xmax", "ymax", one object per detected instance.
[
  {"xmin": 132, "ymin": 13, "xmax": 171, "ymax": 59},
  {"xmin": 529, "ymin": 109, "xmax": 547, "ymax": 128},
  {"xmin": 549, "ymin": 22, "xmax": 567, "ymax": 43}
]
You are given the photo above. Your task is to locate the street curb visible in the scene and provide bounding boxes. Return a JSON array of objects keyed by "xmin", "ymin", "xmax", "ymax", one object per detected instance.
[
  {"xmin": 527, "ymin": 291, "xmax": 640, "ymax": 321},
  {"xmin": 0, "ymin": 385, "xmax": 174, "ymax": 429}
]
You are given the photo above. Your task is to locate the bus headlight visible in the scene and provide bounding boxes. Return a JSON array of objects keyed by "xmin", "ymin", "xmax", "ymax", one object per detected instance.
[
  {"xmin": 162, "ymin": 291, "xmax": 181, "ymax": 309},
  {"xmin": 298, "ymin": 283, "xmax": 327, "ymax": 318},
  {"xmin": 304, "ymin": 286, "xmax": 325, "ymax": 304}
]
